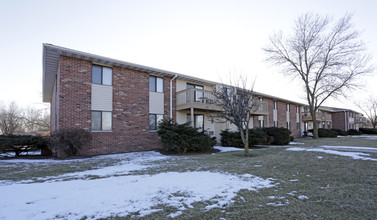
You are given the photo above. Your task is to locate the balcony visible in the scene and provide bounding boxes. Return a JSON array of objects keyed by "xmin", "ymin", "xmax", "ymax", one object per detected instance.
[
  {"xmin": 176, "ymin": 88, "xmax": 222, "ymax": 111},
  {"xmin": 354, "ymin": 117, "xmax": 366, "ymax": 124},
  {"xmin": 176, "ymin": 88, "xmax": 268, "ymax": 115},
  {"xmin": 302, "ymin": 112, "xmax": 331, "ymax": 122}
]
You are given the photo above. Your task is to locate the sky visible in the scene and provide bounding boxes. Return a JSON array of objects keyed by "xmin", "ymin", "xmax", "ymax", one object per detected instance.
[{"xmin": 0, "ymin": 0, "xmax": 376, "ymax": 111}]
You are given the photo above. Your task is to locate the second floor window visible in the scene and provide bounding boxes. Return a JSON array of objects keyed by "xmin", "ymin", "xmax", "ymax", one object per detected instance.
[
  {"xmin": 92, "ymin": 65, "xmax": 112, "ymax": 85},
  {"xmin": 149, "ymin": 76, "xmax": 163, "ymax": 92}
]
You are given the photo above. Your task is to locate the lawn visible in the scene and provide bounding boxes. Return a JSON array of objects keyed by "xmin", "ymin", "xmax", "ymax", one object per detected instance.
[{"xmin": 0, "ymin": 136, "xmax": 376, "ymax": 219}]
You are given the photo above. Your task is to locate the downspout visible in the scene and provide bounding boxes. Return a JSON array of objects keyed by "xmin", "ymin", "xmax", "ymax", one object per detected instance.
[
  {"xmin": 344, "ymin": 111, "xmax": 347, "ymax": 131},
  {"xmin": 170, "ymin": 74, "xmax": 178, "ymax": 120}
]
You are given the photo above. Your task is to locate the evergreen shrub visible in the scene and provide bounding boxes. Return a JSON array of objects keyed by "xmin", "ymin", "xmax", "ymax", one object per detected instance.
[
  {"xmin": 157, "ymin": 120, "xmax": 216, "ymax": 154},
  {"xmin": 359, "ymin": 128, "xmax": 377, "ymax": 134},
  {"xmin": 347, "ymin": 129, "xmax": 362, "ymax": 135}
]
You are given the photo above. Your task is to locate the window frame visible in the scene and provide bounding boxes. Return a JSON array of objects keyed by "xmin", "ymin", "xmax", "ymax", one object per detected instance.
[
  {"xmin": 92, "ymin": 64, "xmax": 112, "ymax": 86},
  {"xmin": 91, "ymin": 111, "xmax": 112, "ymax": 131},
  {"xmin": 187, "ymin": 114, "xmax": 205, "ymax": 131},
  {"xmin": 149, "ymin": 113, "xmax": 164, "ymax": 131},
  {"xmin": 149, "ymin": 76, "xmax": 164, "ymax": 93}
]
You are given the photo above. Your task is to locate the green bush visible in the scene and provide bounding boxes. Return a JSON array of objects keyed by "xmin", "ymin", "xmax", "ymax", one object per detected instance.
[
  {"xmin": 308, "ymin": 128, "xmax": 337, "ymax": 138},
  {"xmin": 347, "ymin": 129, "xmax": 362, "ymax": 135},
  {"xmin": 263, "ymin": 127, "xmax": 291, "ymax": 145},
  {"xmin": 0, "ymin": 135, "xmax": 48, "ymax": 157},
  {"xmin": 290, "ymin": 136, "xmax": 294, "ymax": 142},
  {"xmin": 157, "ymin": 120, "xmax": 216, "ymax": 154},
  {"xmin": 359, "ymin": 128, "xmax": 377, "ymax": 134},
  {"xmin": 49, "ymin": 128, "xmax": 92, "ymax": 156},
  {"xmin": 331, "ymin": 128, "xmax": 348, "ymax": 136},
  {"xmin": 221, "ymin": 127, "xmax": 293, "ymax": 147}
]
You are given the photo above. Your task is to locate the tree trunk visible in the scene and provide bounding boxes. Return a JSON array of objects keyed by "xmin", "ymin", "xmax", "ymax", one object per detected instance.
[
  {"xmin": 311, "ymin": 109, "xmax": 319, "ymax": 139},
  {"xmin": 239, "ymin": 129, "xmax": 249, "ymax": 156}
]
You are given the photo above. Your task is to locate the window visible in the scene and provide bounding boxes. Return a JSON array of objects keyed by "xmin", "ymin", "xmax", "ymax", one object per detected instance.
[
  {"xmin": 92, "ymin": 65, "xmax": 112, "ymax": 85},
  {"xmin": 187, "ymin": 83, "xmax": 204, "ymax": 102},
  {"xmin": 259, "ymin": 97, "xmax": 263, "ymax": 101},
  {"xmin": 273, "ymin": 101, "xmax": 277, "ymax": 110},
  {"xmin": 286, "ymin": 103, "xmax": 290, "ymax": 112},
  {"xmin": 149, "ymin": 76, "xmax": 163, "ymax": 92},
  {"xmin": 322, "ymin": 121, "xmax": 325, "ymax": 128},
  {"xmin": 149, "ymin": 114, "xmax": 163, "ymax": 130},
  {"xmin": 91, "ymin": 111, "xmax": 112, "ymax": 131},
  {"xmin": 187, "ymin": 114, "xmax": 204, "ymax": 131}
]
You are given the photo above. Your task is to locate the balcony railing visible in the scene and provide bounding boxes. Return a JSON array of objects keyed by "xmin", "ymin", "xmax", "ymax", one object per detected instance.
[
  {"xmin": 302, "ymin": 112, "xmax": 331, "ymax": 122},
  {"xmin": 354, "ymin": 117, "xmax": 366, "ymax": 124},
  {"xmin": 176, "ymin": 88, "xmax": 268, "ymax": 115}
]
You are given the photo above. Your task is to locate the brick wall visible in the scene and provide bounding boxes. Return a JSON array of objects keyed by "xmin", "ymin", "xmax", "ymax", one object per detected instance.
[
  {"xmin": 56, "ymin": 56, "xmax": 174, "ymax": 156},
  {"xmin": 332, "ymin": 111, "xmax": 347, "ymax": 131}
]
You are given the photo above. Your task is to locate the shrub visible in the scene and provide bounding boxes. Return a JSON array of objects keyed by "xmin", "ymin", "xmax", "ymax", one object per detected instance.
[
  {"xmin": 0, "ymin": 135, "xmax": 48, "ymax": 157},
  {"xmin": 308, "ymin": 128, "xmax": 337, "ymax": 138},
  {"xmin": 157, "ymin": 120, "xmax": 216, "ymax": 154},
  {"xmin": 220, "ymin": 129, "xmax": 243, "ymax": 147},
  {"xmin": 347, "ymin": 129, "xmax": 362, "ymax": 135},
  {"xmin": 263, "ymin": 127, "xmax": 291, "ymax": 145},
  {"xmin": 49, "ymin": 128, "xmax": 92, "ymax": 156},
  {"xmin": 331, "ymin": 128, "xmax": 348, "ymax": 136},
  {"xmin": 290, "ymin": 136, "xmax": 294, "ymax": 142},
  {"xmin": 249, "ymin": 129, "xmax": 273, "ymax": 146},
  {"xmin": 359, "ymin": 128, "xmax": 377, "ymax": 134}
]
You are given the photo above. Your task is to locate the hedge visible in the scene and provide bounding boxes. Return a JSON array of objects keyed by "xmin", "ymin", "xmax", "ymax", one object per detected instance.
[
  {"xmin": 347, "ymin": 129, "xmax": 362, "ymax": 135},
  {"xmin": 308, "ymin": 128, "xmax": 337, "ymax": 138},
  {"xmin": 157, "ymin": 120, "xmax": 216, "ymax": 154},
  {"xmin": 0, "ymin": 135, "xmax": 48, "ymax": 157},
  {"xmin": 359, "ymin": 128, "xmax": 377, "ymax": 134},
  {"xmin": 330, "ymin": 128, "xmax": 348, "ymax": 136},
  {"xmin": 220, "ymin": 127, "xmax": 291, "ymax": 147}
]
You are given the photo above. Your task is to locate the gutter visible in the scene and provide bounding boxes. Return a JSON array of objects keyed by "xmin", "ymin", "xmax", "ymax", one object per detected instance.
[{"xmin": 170, "ymin": 74, "xmax": 178, "ymax": 120}]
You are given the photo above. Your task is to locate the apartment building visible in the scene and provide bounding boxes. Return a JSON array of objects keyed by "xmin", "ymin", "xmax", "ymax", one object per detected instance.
[{"xmin": 42, "ymin": 44, "xmax": 362, "ymax": 156}]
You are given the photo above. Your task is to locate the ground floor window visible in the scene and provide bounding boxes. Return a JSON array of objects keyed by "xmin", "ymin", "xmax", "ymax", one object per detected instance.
[
  {"xmin": 259, "ymin": 120, "xmax": 264, "ymax": 128},
  {"xmin": 92, "ymin": 111, "xmax": 112, "ymax": 131},
  {"xmin": 187, "ymin": 114, "xmax": 204, "ymax": 132},
  {"xmin": 149, "ymin": 114, "xmax": 163, "ymax": 131}
]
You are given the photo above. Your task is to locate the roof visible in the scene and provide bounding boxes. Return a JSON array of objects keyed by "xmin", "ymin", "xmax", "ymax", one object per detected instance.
[
  {"xmin": 41, "ymin": 44, "xmax": 357, "ymax": 111},
  {"xmin": 42, "ymin": 44, "xmax": 217, "ymax": 102}
]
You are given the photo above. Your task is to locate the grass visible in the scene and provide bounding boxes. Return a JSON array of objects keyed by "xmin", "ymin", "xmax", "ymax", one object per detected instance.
[{"xmin": 1, "ymin": 135, "xmax": 377, "ymax": 219}]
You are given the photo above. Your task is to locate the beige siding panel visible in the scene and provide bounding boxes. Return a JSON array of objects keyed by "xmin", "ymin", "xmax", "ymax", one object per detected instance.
[
  {"xmin": 91, "ymin": 84, "xmax": 113, "ymax": 111},
  {"xmin": 176, "ymin": 111, "xmax": 187, "ymax": 124},
  {"xmin": 149, "ymin": 92, "xmax": 164, "ymax": 114},
  {"xmin": 273, "ymin": 110, "xmax": 277, "ymax": 121},
  {"xmin": 286, "ymin": 111, "xmax": 290, "ymax": 122},
  {"xmin": 176, "ymin": 79, "xmax": 187, "ymax": 92}
]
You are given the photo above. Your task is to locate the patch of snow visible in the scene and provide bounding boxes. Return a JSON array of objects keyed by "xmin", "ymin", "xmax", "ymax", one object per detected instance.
[
  {"xmin": 320, "ymin": 145, "xmax": 377, "ymax": 153},
  {"xmin": 298, "ymin": 195, "xmax": 309, "ymax": 200},
  {"xmin": 214, "ymin": 146, "xmax": 244, "ymax": 152},
  {"xmin": 289, "ymin": 142, "xmax": 304, "ymax": 145},
  {"xmin": 289, "ymin": 179, "xmax": 299, "ymax": 182},
  {"xmin": 267, "ymin": 196, "xmax": 285, "ymax": 199},
  {"xmin": 0, "ymin": 171, "xmax": 275, "ymax": 219},
  {"xmin": 287, "ymin": 191, "xmax": 297, "ymax": 196},
  {"xmin": 317, "ymin": 156, "xmax": 323, "ymax": 159},
  {"xmin": 286, "ymin": 147, "xmax": 377, "ymax": 161},
  {"xmin": 168, "ymin": 211, "xmax": 183, "ymax": 218},
  {"xmin": 253, "ymin": 165, "xmax": 263, "ymax": 167}
]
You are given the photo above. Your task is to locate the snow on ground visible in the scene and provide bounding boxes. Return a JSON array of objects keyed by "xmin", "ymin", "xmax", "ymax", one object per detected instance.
[
  {"xmin": 0, "ymin": 172, "xmax": 275, "ymax": 219},
  {"xmin": 0, "ymin": 150, "xmax": 41, "ymax": 158},
  {"xmin": 286, "ymin": 147, "xmax": 377, "ymax": 161},
  {"xmin": 352, "ymin": 135, "xmax": 377, "ymax": 140},
  {"xmin": 0, "ymin": 150, "xmax": 275, "ymax": 219},
  {"xmin": 320, "ymin": 146, "xmax": 377, "ymax": 153},
  {"xmin": 289, "ymin": 142, "xmax": 305, "ymax": 145},
  {"xmin": 214, "ymin": 146, "xmax": 244, "ymax": 152}
]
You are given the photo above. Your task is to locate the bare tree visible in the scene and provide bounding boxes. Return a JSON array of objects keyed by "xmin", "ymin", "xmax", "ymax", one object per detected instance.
[
  {"xmin": 356, "ymin": 97, "xmax": 377, "ymax": 129},
  {"xmin": 264, "ymin": 13, "xmax": 373, "ymax": 138},
  {"xmin": 22, "ymin": 106, "xmax": 50, "ymax": 132},
  {"xmin": 0, "ymin": 102, "xmax": 24, "ymax": 134},
  {"xmin": 213, "ymin": 75, "xmax": 259, "ymax": 156}
]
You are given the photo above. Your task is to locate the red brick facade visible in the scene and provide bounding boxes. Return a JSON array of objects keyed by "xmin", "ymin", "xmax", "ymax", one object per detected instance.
[
  {"xmin": 332, "ymin": 111, "xmax": 347, "ymax": 131},
  {"xmin": 52, "ymin": 56, "xmax": 175, "ymax": 156}
]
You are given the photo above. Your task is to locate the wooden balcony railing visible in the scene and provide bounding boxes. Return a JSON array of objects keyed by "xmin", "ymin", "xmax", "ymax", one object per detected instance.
[
  {"xmin": 176, "ymin": 88, "xmax": 268, "ymax": 115},
  {"xmin": 302, "ymin": 112, "xmax": 331, "ymax": 122}
]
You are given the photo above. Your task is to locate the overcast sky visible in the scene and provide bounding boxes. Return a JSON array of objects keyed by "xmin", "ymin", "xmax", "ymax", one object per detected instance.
[{"xmin": 0, "ymin": 0, "xmax": 376, "ymax": 111}]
